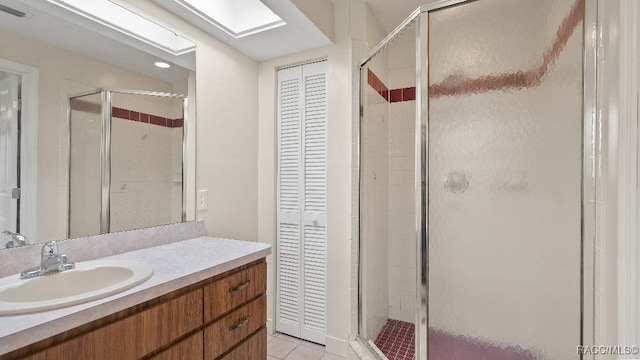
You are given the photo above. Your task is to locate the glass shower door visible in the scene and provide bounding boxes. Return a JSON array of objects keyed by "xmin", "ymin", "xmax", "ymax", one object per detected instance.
[
  {"xmin": 359, "ymin": 18, "xmax": 418, "ymax": 359},
  {"xmin": 69, "ymin": 93, "xmax": 103, "ymax": 238},
  {"xmin": 427, "ymin": 0, "xmax": 584, "ymax": 359}
]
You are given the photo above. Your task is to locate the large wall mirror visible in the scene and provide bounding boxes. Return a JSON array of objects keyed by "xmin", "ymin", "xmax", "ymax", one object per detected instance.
[{"xmin": 0, "ymin": 0, "xmax": 196, "ymax": 248}]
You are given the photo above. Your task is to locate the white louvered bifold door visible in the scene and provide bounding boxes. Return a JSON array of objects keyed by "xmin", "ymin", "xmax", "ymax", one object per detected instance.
[
  {"xmin": 299, "ymin": 61, "xmax": 327, "ymax": 344},
  {"xmin": 276, "ymin": 61, "xmax": 327, "ymax": 345},
  {"xmin": 276, "ymin": 65, "xmax": 303, "ymax": 339}
]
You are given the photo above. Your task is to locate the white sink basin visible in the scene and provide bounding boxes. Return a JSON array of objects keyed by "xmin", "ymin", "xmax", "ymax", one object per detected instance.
[{"xmin": 0, "ymin": 259, "xmax": 153, "ymax": 315}]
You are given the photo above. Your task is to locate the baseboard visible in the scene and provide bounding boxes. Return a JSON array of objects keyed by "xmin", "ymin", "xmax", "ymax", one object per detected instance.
[
  {"xmin": 269, "ymin": 318, "xmax": 350, "ymax": 357},
  {"xmin": 326, "ymin": 335, "xmax": 349, "ymax": 358},
  {"xmin": 348, "ymin": 338, "xmax": 381, "ymax": 359}
]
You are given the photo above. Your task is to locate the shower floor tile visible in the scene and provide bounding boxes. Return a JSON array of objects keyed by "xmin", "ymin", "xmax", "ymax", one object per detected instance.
[
  {"xmin": 374, "ymin": 319, "xmax": 415, "ymax": 360},
  {"xmin": 374, "ymin": 319, "xmax": 537, "ymax": 360}
]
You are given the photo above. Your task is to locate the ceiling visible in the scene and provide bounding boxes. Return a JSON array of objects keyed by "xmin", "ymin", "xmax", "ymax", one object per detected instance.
[
  {"xmin": 366, "ymin": 0, "xmax": 435, "ymax": 34},
  {"xmin": 152, "ymin": 0, "xmax": 333, "ymax": 62},
  {"xmin": 0, "ymin": 0, "xmax": 334, "ymax": 84},
  {"xmin": 0, "ymin": 0, "xmax": 432, "ymax": 84}
]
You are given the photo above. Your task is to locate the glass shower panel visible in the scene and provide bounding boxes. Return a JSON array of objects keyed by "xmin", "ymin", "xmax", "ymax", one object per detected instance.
[
  {"xmin": 427, "ymin": 0, "xmax": 584, "ymax": 359},
  {"xmin": 69, "ymin": 93, "xmax": 103, "ymax": 238},
  {"xmin": 360, "ymin": 20, "xmax": 417, "ymax": 359},
  {"xmin": 110, "ymin": 93, "xmax": 184, "ymax": 232}
]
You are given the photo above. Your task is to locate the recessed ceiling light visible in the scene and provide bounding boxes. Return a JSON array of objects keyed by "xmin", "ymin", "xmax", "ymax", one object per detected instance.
[
  {"xmin": 155, "ymin": 61, "xmax": 171, "ymax": 69},
  {"xmin": 45, "ymin": 0, "xmax": 196, "ymax": 56},
  {"xmin": 174, "ymin": 0, "xmax": 286, "ymax": 39}
]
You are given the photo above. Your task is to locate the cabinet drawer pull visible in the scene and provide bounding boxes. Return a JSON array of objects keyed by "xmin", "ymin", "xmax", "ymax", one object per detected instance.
[
  {"xmin": 229, "ymin": 280, "xmax": 250, "ymax": 293},
  {"xmin": 229, "ymin": 315, "xmax": 251, "ymax": 331}
]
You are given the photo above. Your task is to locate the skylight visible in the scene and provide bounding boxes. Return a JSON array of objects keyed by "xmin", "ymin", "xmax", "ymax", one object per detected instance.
[
  {"xmin": 174, "ymin": 0, "xmax": 286, "ymax": 39},
  {"xmin": 45, "ymin": 0, "xmax": 196, "ymax": 56}
]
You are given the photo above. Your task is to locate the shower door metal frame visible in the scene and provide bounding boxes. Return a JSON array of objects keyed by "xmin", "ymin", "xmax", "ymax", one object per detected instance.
[
  {"xmin": 357, "ymin": 0, "xmax": 598, "ymax": 358},
  {"xmin": 67, "ymin": 88, "xmax": 189, "ymax": 236}
]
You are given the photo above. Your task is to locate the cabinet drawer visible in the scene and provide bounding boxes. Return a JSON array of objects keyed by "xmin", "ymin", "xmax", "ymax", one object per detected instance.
[
  {"xmin": 204, "ymin": 261, "xmax": 266, "ymax": 322},
  {"xmin": 149, "ymin": 332, "xmax": 203, "ymax": 360},
  {"xmin": 204, "ymin": 295, "xmax": 267, "ymax": 359},
  {"xmin": 24, "ymin": 289, "xmax": 203, "ymax": 360},
  {"xmin": 219, "ymin": 327, "xmax": 267, "ymax": 360}
]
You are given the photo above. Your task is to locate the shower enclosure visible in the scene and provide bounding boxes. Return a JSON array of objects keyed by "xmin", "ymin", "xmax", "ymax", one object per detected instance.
[
  {"xmin": 68, "ymin": 89, "xmax": 187, "ymax": 238},
  {"xmin": 358, "ymin": 0, "xmax": 596, "ymax": 359}
]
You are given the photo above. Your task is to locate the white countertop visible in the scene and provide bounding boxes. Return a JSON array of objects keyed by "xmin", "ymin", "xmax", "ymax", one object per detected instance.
[{"xmin": 0, "ymin": 237, "xmax": 271, "ymax": 356}]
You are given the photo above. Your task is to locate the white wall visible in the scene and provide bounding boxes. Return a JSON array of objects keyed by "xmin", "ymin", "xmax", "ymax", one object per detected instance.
[
  {"xmin": 257, "ymin": 0, "xmax": 368, "ymax": 356},
  {"xmin": 595, "ymin": 0, "xmax": 619, "ymax": 349},
  {"xmin": 596, "ymin": 0, "xmax": 640, "ymax": 351},
  {"xmin": 290, "ymin": 0, "xmax": 334, "ymax": 42},
  {"xmin": 115, "ymin": 0, "xmax": 260, "ymax": 242}
]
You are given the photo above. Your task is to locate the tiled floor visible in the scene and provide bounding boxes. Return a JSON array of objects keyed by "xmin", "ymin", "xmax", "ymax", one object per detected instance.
[
  {"xmin": 374, "ymin": 319, "xmax": 415, "ymax": 360},
  {"xmin": 373, "ymin": 319, "xmax": 537, "ymax": 360},
  {"xmin": 267, "ymin": 332, "xmax": 344, "ymax": 360}
]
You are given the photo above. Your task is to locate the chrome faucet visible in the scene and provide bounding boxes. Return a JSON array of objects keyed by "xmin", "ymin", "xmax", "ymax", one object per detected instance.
[
  {"xmin": 20, "ymin": 241, "xmax": 76, "ymax": 279},
  {"xmin": 2, "ymin": 230, "xmax": 30, "ymax": 248}
]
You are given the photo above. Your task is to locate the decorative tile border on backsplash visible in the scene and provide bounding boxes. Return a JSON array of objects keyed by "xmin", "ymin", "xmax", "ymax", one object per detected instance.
[
  {"xmin": 367, "ymin": 69, "xmax": 415, "ymax": 103},
  {"xmin": 112, "ymin": 107, "xmax": 183, "ymax": 128}
]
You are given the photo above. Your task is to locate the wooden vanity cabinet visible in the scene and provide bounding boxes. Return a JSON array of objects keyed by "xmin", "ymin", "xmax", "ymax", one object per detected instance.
[
  {"xmin": 148, "ymin": 332, "xmax": 204, "ymax": 360},
  {"xmin": 1, "ymin": 259, "xmax": 267, "ymax": 360}
]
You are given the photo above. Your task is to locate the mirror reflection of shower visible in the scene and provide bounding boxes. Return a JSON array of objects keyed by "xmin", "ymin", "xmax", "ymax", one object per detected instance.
[{"xmin": 68, "ymin": 89, "xmax": 186, "ymax": 238}]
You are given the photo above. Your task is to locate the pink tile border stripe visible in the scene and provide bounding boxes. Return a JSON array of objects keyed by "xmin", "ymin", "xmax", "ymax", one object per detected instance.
[
  {"xmin": 367, "ymin": 69, "xmax": 390, "ymax": 101},
  {"xmin": 367, "ymin": 69, "xmax": 413, "ymax": 103},
  {"xmin": 69, "ymin": 99, "xmax": 183, "ymax": 128},
  {"xmin": 429, "ymin": 0, "xmax": 583, "ymax": 98},
  {"xmin": 112, "ymin": 106, "xmax": 183, "ymax": 128},
  {"xmin": 367, "ymin": 0, "xmax": 583, "ymax": 101}
]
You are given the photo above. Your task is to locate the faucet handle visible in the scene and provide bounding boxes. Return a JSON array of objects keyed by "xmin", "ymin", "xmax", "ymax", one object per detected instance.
[
  {"xmin": 3, "ymin": 231, "xmax": 30, "ymax": 248},
  {"xmin": 41, "ymin": 241, "xmax": 58, "ymax": 256}
]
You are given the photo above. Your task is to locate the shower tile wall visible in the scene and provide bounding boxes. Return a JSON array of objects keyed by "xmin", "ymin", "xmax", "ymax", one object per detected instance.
[
  {"xmin": 110, "ymin": 95, "xmax": 183, "ymax": 232},
  {"xmin": 363, "ymin": 55, "xmax": 417, "ymax": 339},
  {"xmin": 361, "ymin": 62, "xmax": 391, "ymax": 340},
  {"xmin": 387, "ymin": 68, "xmax": 416, "ymax": 323}
]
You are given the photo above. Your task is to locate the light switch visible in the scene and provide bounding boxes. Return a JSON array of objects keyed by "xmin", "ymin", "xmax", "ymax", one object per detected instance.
[{"xmin": 197, "ymin": 190, "xmax": 208, "ymax": 211}]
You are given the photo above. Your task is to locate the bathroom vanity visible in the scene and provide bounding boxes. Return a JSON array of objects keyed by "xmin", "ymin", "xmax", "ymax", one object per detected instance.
[{"xmin": 0, "ymin": 224, "xmax": 271, "ymax": 360}]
